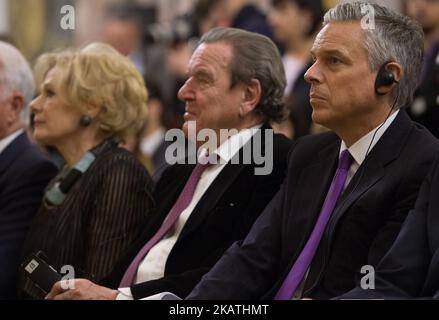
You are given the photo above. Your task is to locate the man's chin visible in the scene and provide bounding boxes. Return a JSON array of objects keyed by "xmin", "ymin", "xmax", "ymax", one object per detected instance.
[{"xmin": 311, "ymin": 111, "xmax": 329, "ymax": 127}]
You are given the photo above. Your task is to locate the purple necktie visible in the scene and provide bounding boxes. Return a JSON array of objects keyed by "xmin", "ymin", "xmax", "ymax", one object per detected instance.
[
  {"xmin": 119, "ymin": 162, "xmax": 212, "ymax": 287},
  {"xmin": 274, "ymin": 149, "xmax": 353, "ymax": 300}
]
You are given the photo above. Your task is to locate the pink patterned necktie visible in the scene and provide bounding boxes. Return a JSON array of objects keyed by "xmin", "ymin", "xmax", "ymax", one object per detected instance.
[
  {"xmin": 119, "ymin": 162, "xmax": 212, "ymax": 287},
  {"xmin": 274, "ymin": 150, "xmax": 353, "ymax": 300}
]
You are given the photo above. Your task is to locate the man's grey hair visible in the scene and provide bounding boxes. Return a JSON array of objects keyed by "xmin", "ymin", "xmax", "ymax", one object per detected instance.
[
  {"xmin": 324, "ymin": 2, "xmax": 424, "ymax": 108},
  {"xmin": 199, "ymin": 27, "xmax": 287, "ymax": 122},
  {"xmin": 0, "ymin": 41, "xmax": 35, "ymax": 124}
]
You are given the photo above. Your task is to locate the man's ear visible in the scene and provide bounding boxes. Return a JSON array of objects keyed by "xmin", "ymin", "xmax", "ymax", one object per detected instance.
[
  {"xmin": 8, "ymin": 92, "xmax": 24, "ymax": 123},
  {"xmin": 239, "ymin": 79, "xmax": 261, "ymax": 117},
  {"xmin": 378, "ymin": 62, "xmax": 403, "ymax": 95}
]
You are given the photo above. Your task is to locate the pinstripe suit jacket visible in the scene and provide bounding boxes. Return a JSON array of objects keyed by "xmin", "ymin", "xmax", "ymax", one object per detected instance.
[{"xmin": 18, "ymin": 141, "xmax": 154, "ymax": 299}]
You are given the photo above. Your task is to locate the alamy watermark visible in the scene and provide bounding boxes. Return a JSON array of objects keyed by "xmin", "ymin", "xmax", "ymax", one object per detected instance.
[
  {"xmin": 360, "ymin": 265, "xmax": 375, "ymax": 290},
  {"xmin": 164, "ymin": 121, "xmax": 274, "ymax": 176},
  {"xmin": 60, "ymin": 5, "xmax": 75, "ymax": 30},
  {"xmin": 60, "ymin": 265, "xmax": 76, "ymax": 290},
  {"xmin": 361, "ymin": 3, "xmax": 375, "ymax": 30}
]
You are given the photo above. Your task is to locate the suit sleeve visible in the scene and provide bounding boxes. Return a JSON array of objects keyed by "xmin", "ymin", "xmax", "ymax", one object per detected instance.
[
  {"xmin": 186, "ymin": 185, "xmax": 287, "ymax": 300},
  {"xmin": 83, "ymin": 155, "xmax": 154, "ymax": 282},
  {"xmin": 366, "ymin": 153, "xmax": 438, "ymax": 267},
  {"xmin": 0, "ymin": 159, "xmax": 57, "ymax": 298},
  {"xmin": 340, "ymin": 160, "xmax": 439, "ymax": 299}
]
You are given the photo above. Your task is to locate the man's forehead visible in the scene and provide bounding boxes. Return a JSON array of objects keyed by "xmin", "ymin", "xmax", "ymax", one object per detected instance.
[
  {"xmin": 189, "ymin": 42, "xmax": 232, "ymax": 72},
  {"xmin": 311, "ymin": 21, "xmax": 365, "ymax": 55}
]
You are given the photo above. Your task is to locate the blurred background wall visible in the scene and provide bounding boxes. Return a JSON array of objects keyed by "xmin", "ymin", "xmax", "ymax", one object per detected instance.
[{"xmin": 1, "ymin": 0, "xmax": 403, "ymax": 62}]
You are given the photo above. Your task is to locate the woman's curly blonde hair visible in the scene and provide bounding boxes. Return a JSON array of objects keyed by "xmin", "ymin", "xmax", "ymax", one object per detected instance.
[{"xmin": 34, "ymin": 42, "xmax": 148, "ymax": 142}]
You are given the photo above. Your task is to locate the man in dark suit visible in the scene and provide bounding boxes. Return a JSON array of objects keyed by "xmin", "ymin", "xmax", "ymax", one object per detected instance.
[
  {"xmin": 0, "ymin": 41, "xmax": 57, "ymax": 298},
  {"xmin": 46, "ymin": 27, "xmax": 291, "ymax": 300},
  {"xmin": 184, "ymin": 2, "xmax": 439, "ymax": 300},
  {"xmin": 339, "ymin": 157, "xmax": 439, "ymax": 300}
]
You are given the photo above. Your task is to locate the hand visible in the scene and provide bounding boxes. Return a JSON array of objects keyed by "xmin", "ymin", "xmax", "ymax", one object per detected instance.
[{"xmin": 45, "ymin": 279, "xmax": 119, "ymax": 300}]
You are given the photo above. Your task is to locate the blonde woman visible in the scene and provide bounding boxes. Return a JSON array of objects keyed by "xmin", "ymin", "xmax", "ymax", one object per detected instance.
[{"xmin": 19, "ymin": 43, "xmax": 154, "ymax": 299}]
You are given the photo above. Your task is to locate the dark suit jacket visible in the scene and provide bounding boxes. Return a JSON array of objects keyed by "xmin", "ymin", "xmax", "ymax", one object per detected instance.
[
  {"xmin": 0, "ymin": 132, "xmax": 57, "ymax": 299},
  {"xmin": 340, "ymin": 157, "xmax": 439, "ymax": 299},
  {"xmin": 188, "ymin": 110, "xmax": 439, "ymax": 300},
  {"xmin": 103, "ymin": 128, "xmax": 292, "ymax": 299}
]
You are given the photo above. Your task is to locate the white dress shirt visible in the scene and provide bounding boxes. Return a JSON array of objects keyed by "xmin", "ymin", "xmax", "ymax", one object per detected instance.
[
  {"xmin": 117, "ymin": 124, "xmax": 263, "ymax": 300},
  {"xmin": 0, "ymin": 129, "xmax": 24, "ymax": 155}
]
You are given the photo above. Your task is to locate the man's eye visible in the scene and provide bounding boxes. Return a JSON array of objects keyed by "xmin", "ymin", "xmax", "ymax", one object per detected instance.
[
  {"xmin": 329, "ymin": 57, "xmax": 341, "ymax": 65},
  {"xmin": 198, "ymin": 76, "xmax": 211, "ymax": 84}
]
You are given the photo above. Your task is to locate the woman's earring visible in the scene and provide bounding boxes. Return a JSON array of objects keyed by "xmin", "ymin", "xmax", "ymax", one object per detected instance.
[{"xmin": 80, "ymin": 115, "xmax": 92, "ymax": 127}]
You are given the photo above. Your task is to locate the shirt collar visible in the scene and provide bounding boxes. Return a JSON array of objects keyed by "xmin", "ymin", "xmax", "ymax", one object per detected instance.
[
  {"xmin": 198, "ymin": 124, "xmax": 264, "ymax": 164},
  {"xmin": 0, "ymin": 129, "xmax": 24, "ymax": 154},
  {"xmin": 340, "ymin": 110, "xmax": 399, "ymax": 167}
]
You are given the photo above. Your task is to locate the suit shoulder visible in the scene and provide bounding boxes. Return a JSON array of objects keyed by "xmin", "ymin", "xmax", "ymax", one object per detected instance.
[
  {"xmin": 272, "ymin": 134, "xmax": 293, "ymax": 154},
  {"xmin": 292, "ymin": 131, "xmax": 339, "ymax": 154},
  {"xmin": 409, "ymin": 121, "xmax": 439, "ymax": 149},
  {"xmin": 14, "ymin": 143, "xmax": 57, "ymax": 174}
]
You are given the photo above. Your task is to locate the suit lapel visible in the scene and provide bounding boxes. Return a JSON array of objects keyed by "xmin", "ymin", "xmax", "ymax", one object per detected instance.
[
  {"xmin": 295, "ymin": 140, "xmax": 340, "ymax": 232},
  {"xmin": 177, "ymin": 125, "xmax": 272, "ymax": 241},
  {"xmin": 330, "ymin": 110, "xmax": 413, "ymax": 228},
  {"xmin": 179, "ymin": 160, "xmax": 247, "ymax": 240},
  {"xmin": 151, "ymin": 164, "xmax": 194, "ymax": 231},
  {"xmin": 281, "ymin": 138, "xmax": 340, "ymax": 269}
]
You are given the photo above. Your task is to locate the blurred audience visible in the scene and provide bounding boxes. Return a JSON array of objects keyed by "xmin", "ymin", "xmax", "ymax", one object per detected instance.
[
  {"xmin": 194, "ymin": 0, "xmax": 228, "ymax": 36},
  {"xmin": 18, "ymin": 43, "xmax": 154, "ymax": 299},
  {"xmin": 405, "ymin": 0, "xmax": 439, "ymax": 137},
  {"xmin": 221, "ymin": 0, "xmax": 275, "ymax": 40},
  {"xmin": 0, "ymin": 41, "xmax": 57, "ymax": 299},
  {"xmin": 269, "ymin": 0, "xmax": 324, "ymax": 139},
  {"xmin": 103, "ymin": 11, "xmax": 146, "ymax": 76},
  {"xmin": 103, "ymin": 5, "xmax": 176, "ymax": 121},
  {"xmin": 138, "ymin": 82, "xmax": 174, "ymax": 182}
]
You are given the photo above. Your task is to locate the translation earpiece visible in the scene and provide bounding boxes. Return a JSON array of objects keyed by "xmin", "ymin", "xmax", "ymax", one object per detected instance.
[{"xmin": 375, "ymin": 62, "xmax": 399, "ymax": 96}]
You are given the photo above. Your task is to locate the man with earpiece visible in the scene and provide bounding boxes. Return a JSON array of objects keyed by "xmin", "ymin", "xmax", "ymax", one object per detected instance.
[{"xmin": 185, "ymin": 2, "xmax": 439, "ymax": 300}]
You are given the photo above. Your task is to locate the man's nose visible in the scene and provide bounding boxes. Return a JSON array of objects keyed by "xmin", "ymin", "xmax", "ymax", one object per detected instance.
[
  {"xmin": 178, "ymin": 79, "xmax": 195, "ymax": 102},
  {"xmin": 304, "ymin": 62, "xmax": 323, "ymax": 84}
]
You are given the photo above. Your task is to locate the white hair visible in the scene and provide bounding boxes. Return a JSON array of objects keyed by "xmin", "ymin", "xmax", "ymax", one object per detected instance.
[{"xmin": 0, "ymin": 41, "xmax": 35, "ymax": 125}]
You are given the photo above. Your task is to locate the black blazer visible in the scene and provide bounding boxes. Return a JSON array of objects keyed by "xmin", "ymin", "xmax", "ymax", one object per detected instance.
[
  {"xmin": 188, "ymin": 110, "xmax": 439, "ymax": 300},
  {"xmin": 103, "ymin": 127, "xmax": 292, "ymax": 299},
  {"xmin": 0, "ymin": 133, "xmax": 57, "ymax": 299},
  {"xmin": 340, "ymin": 157, "xmax": 439, "ymax": 299}
]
